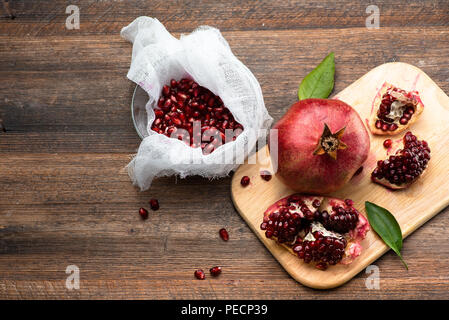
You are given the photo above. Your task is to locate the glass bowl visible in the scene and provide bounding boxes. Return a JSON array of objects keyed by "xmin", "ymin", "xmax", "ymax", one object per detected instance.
[{"xmin": 131, "ymin": 85, "xmax": 150, "ymax": 139}]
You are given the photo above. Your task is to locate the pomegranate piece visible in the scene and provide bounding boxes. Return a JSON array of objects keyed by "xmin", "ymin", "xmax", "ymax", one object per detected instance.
[
  {"xmin": 369, "ymin": 82, "xmax": 424, "ymax": 136},
  {"xmin": 383, "ymin": 139, "xmax": 392, "ymax": 149},
  {"xmin": 371, "ymin": 131, "xmax": 430, "ymax": 189},
  {"xmin": 149, "ymin": 199, "xmax": 159, "ymax": 211},
  {"xmin": 139, "ymin": 207, "xmax": 149, "ymax": 220},
  {"xmin": 151, "ymin": 78, "xmax": 244, "ymax": 154},
  {"xmin": 261, "ymin": 194, "xmax": 370, "ymax": 270},
  {"xmin": 270, "ymin": 99, "xmax": 370, "ymax": 194},
  {"xmin": 194, "ymin": 269, "xmax": 205, "ymax": 280},
  {"xmin": 209, "ymin": 266, "xmax": 222, "ymax": 277},
  {"xmin": 240, "ymin": 176, "xmax": 250, "ymax": 187},
  {"xmin": 260, "ymin": 170, "xmax": 272, "ymax": 181},
  {"xmin": 219, "ymin": 228, "xmax": 229, "ymax": 241}
]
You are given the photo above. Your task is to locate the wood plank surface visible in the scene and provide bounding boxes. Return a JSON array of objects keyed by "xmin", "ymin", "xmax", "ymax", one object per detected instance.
[{"xmin": 0, "ymin": 0, "xmax": 448, "ymax": 299}]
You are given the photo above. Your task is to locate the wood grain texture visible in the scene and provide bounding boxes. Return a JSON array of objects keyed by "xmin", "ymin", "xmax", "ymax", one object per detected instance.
[
  {"xmin": 231, "ymin": 62, "xmax": 449, "ymax": 289},
  {"xmin": 0, "ymin": 0, "xmax": 448, "ymax": 299}
]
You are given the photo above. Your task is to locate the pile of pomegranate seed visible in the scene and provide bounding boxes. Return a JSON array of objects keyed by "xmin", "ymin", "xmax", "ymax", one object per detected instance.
[
  {"xmin": 260, "ymin": 170, "xmax": 272, "ymax": 181},
  {"xmin": 194, "ymin": 269, "xmax": 205, "ymax": 280},
  {"xmin": 372, "ymin": 132, "xmax": 430, "ymax": 187},
  {"xmin": 240, "ymin": 176, "xmax": 250, "ymax": 187},
  {"xmin": 149, "ymin": 199, "xmax": 159, "ymax": 211},
  {"xmin": 139, "ymin": 207, "xmax": 149, "ymax": 220},
  {"xmin": 209, "ymin": 266, "xmax": 222, "ymax": 277},
  {"xmin": 374, "ymin": 87, "xmax": 416, "ymax": 132},
  {"xmin": 151, "ymin": 78, "xmax": 244, "ymax": 154},
  {"xmin": 219, "ymin": 228, "xmax": 229, "ymax": 241}
]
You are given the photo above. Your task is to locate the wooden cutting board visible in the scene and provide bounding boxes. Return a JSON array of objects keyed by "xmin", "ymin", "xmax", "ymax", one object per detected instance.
[{"xmin": 231, "ymin": 62, "xmax": 449, "ymax": 289}]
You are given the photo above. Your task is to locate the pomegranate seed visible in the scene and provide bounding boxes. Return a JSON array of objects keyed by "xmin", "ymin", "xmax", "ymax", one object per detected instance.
[
  {"xmin": 149, "ymin": 199, "xmax": 159, "ymax": 211},
  {"xmin": 344, "ymin": 199, "xmax": 354, "ymax": 206},
  {"xmin": 240, "ymin": 176, "xmax": 250, "ymax": 187},
  {"xmin": 383, "ymin": 139, "xmax": 392, "ymax": 149},
  {"xmin": 139, "ymin": 208, "xmax": 149, "ymax": 220},
  {"xmin": 194, "ymin": 269, "xmax": 205, "ymax": 280},
  {"xmin": 150, "ymin": 78, "xmax": 243, "ymax": 154},
  {"xmin": 209, "ymin": 266, "xmax": 222, "ymax": 277},
  {"xmin": 260, "ymin": 170, "xmax": 272, "ymax": 181},
  {"xmin": 219, "ymin": 228, "xmax": 229, "ymax": 241}
]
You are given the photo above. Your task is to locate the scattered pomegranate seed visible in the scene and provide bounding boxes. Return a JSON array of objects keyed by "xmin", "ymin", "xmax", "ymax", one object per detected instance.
[
  {"xmin": 149, "ymin": 199, "xmax": 159, "ymax": 211},
  {"xmin": 219, "ymin": 228, "xmax": 229, "ymax": 241},
  {"xmin": 383, "ymin": 139, "xmax": 392, "ymax": 149},
  {"xmin": 139, "ymin": 207, "xmax": 149, "ymax": 220},
  {"xmin": 260, "ymin": 170, "xmax": 272, "ymax": 181},
  {"xmin": 194, "ymin": 269, "xmax": 205, "ymax": 280},
  {"xmin": 240, "ymin": 176, "xmax": 250, "ymax": 187},
  {"xmin": 209, "ymin": 266, "xmax": 222, "ymax": 277}
]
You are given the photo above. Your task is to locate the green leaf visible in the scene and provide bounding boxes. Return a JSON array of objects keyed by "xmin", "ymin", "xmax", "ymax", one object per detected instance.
[
  {"xmin": 365, "ymin": 201, "xmax": 408, "ymax": 269},
  {"xmin": 298, "ymin": 52, "xmax": 335, "ymax": 100}
]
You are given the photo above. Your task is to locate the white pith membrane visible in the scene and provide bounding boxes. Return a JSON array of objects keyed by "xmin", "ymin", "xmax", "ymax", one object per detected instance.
[{"xmin": 304, "ymin": 221, "xmax": 345, "ymax": 242}]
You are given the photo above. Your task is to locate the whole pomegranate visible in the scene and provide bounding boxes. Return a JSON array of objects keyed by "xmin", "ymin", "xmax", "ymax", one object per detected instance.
[{"xmin": 270, "ymin": 99, "xmax": 370, "ymax": 194}]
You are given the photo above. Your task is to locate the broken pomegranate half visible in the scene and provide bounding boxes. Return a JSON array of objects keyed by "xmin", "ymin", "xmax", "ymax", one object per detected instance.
[
  {"xmin": 371, "ymin": 131, "xmax": 430, "ymax": 189},
  {"xmin": 260, "ymin": 194, "xmax": 370, "ymax": 270},
  {"xmin": 369, "ymin": 82, "xmax": 424, "ymax": 135}
]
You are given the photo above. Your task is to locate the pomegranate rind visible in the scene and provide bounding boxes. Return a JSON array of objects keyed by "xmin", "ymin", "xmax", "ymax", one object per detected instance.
[
  {"xmin": 262, "ymin": 194, "xmax": 370, "ymax": 269},
  {"xmin": 369, "ymin": 82, "xmax": 424, "ymax": 136}
]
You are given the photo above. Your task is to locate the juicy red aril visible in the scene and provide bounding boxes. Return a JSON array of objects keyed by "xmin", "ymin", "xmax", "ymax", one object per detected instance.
[
  {"xmin": 371, "ymin": 131, "xmax": 430, "ymax": 187},
  {"xmin": 151, "ymin": 78, "xmax": 244, "ymax": 154},
  {"xmin": 139, "ymin": 207, "xmax": 149, "ymax": 220},
  {"xmin": 354, "ymin": 166, "xmax": 363, "ymax": 176},
  {"xmin": 240, "ymin": 176, "xmax": 250, "ymax": 187},
  {"xmin": 319, "ymin": 205, "xmax": 359, "ymax": 234},
  {"xmin": 260, "ymin": 170, "xmax": 272, "ymax": 181},
  {"xmin": 293, "ymin": 230, "xmax": 347, "ymax": 268},
  {"xmin": 209, "ymin": 266, "xmax": 222, "ymax": 277},
  {"xmin": 194, "ymin": 269, "xmax": 205, "ymax": 280},
  {"xmin": 149, "ymin": 199, "xmax": 159, "ymax": 211},
  {"xmin": 219, "ymin": 228, "xmax": 229, "ymax": 241},
  {"xmin": 383, "ymin": 139, "xmax": 392, "ymax": 149}
]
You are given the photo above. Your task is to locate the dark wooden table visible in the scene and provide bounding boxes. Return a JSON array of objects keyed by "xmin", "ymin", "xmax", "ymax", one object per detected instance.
[{"xmin": 1, "ymin": 0, "xmax": 448, "ymax": 299}]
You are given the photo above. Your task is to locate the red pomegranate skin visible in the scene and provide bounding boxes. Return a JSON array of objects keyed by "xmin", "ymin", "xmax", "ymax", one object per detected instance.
[{"xmin": 270, "ymin": 99, "xmax": 370, "ymax": 194}]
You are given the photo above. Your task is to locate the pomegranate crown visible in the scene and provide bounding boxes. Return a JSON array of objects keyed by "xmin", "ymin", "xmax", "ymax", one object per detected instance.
[{"xmin": 313, "ymin": 123, "xmax": 347, "ymax": 160}]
